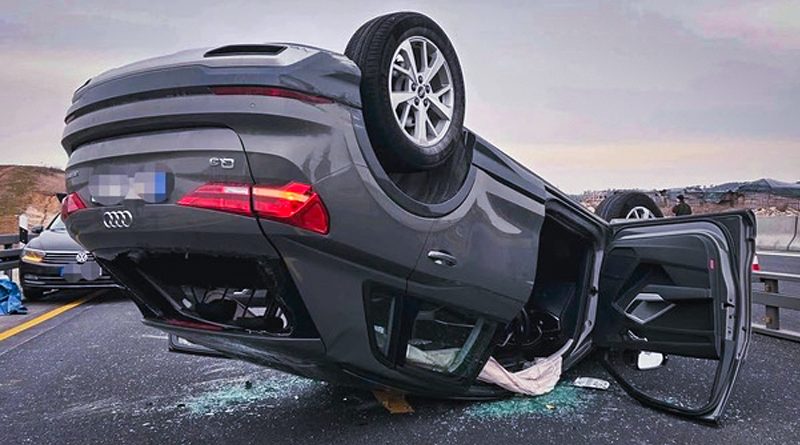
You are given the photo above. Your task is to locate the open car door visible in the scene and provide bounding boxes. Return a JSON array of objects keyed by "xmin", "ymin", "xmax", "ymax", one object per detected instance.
[{"xmin": 594, "ymin": 211, "xmax": 755, "ymax": 422}]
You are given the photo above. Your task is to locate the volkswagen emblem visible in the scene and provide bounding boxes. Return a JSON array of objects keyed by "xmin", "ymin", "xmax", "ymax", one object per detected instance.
[
  {"xmin": 75, "ymin": 251, "xmax": 89, "ymax": 264},
  {"xmin": 102, "ymin": 210, "xmax": 133, "ymax": 229}
]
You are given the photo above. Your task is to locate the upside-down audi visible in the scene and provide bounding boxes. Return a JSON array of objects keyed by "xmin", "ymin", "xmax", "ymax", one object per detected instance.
[{"xmin": 60, "ymin": 12, "xmax": 755, "ymax": 421}]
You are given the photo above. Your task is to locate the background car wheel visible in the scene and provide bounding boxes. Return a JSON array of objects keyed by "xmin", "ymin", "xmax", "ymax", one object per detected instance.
[
  {"xmin": 595, "ymin": 191, "xmax": 664, "ymax": 222},
  {"xmin": 345, "ymin": 12, "xmax": 466, "ymax": 172},
  {"xmin": 22, "ymin": 287, "xmax": 45, "ymax": 301}
]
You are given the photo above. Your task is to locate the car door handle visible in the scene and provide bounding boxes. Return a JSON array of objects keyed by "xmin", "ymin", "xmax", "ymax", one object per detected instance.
[{"xmin": 427, "ymin": 250, "xmax": 457, "ymax": 267}]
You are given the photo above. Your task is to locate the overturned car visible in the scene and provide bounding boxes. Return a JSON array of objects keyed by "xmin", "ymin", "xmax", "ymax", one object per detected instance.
[{"xmin": 61, "ymin": 13, "xmax": 754, "ymax": 421}]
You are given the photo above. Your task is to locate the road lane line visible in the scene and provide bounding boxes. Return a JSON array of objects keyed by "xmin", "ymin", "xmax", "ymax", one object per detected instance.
[{"xmin": 0, "ymin": 294, "xmax": 96, "ymax": 342}]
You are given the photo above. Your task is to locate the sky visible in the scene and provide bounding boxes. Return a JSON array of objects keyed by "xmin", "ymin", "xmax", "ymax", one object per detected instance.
[{"xmin": 1, "ymin": 0, "xmax": 799, "ymax": 193}]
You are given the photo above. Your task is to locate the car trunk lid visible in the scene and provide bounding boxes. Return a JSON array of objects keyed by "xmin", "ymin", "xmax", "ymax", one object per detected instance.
[{"xmin": 66, "ymin": 127, "xmax": 252, "ymax": 207}]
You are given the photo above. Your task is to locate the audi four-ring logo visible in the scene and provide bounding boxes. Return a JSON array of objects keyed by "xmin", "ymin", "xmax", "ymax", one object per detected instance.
[{"xmin": 102, "ymin": 210, "xmax": 133, "ymax": 229}]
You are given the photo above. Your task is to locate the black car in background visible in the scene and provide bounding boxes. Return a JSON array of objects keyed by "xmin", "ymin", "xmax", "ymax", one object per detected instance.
[{"xmin": 20, "ymin": 215, "xmax": 120, "ymax": 300}]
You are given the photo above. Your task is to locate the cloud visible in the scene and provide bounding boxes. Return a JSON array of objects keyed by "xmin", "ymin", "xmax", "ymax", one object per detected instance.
[
  {"xmin": 693, "ymin": 1, "xmax": 800, "ymax": 50},
  {"xmin": 460, "ymin": 2, "xmax": 800, "ymax": 146},
  {"xmin": 638, "ymin": 0, "xmax": 800, "ymax": 51}
]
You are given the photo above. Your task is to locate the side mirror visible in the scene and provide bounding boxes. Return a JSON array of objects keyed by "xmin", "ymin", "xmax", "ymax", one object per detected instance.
[
  {"xmin": 624, "ymin": 350, "xmax": 667, "ymax": 370},
  {"xmin": 30, "ymin": 225, "xmax": 44, "ymax": 235}
]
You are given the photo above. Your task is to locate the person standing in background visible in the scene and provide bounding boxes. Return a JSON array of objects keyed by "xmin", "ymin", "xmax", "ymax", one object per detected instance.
[{"xmin": 672, "ymin": 194, "xmax": 692, "ymax": 216}]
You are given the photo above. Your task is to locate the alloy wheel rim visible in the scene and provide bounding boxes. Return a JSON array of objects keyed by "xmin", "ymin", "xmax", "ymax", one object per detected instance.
[
  {"xmin": 625, "ymin": 206, "xmax": 656, "ymax": 220},
  {"xmin": 388, "ymin": 36, "xmax": 454, "ymax": 148}
]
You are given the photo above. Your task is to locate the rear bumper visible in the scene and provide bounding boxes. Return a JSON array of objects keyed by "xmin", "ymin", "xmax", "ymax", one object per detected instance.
[{"xmin": 64, "ymin": 43, "xmax": 360, "ymax": 145}]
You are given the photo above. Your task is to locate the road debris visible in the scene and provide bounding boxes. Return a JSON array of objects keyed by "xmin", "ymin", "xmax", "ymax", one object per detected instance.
[
  {"xmin": 464, "ymin": 384, "xmax": 595, "ymax": 419},
  {"xmin": 372, "ymin": 390, "xmax": 414, "ymax": 414},
  {"xmin": 572, "ymin": 377, "xmax": 610, "ymax": 390},
  {"xmin": 180, "ymin": 375, "xmax": 317, "ymax": 416}
]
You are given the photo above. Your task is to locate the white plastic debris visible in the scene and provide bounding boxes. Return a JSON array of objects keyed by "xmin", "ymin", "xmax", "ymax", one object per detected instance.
[
  {"xmin": 572, "ymin": 377, "xmax": 610, "ymax": 390},
  {"xmin": 477, "ymin": 355, "xmax": 562, "ymax": 396}
]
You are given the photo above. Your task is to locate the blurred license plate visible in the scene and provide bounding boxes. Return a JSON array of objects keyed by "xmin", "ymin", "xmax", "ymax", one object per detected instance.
[
  {"xmin": 60, "ymin": 263, "xmax": 102, "ymax": 281},
  {"xmin": 89, "ymin": 171, "xmax": 171, "ymax": 205}
]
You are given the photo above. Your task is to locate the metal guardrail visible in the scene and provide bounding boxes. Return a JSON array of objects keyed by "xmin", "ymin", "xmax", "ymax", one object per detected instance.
[
  {"xmin": 0, "ymin": 233, "xmax": 22, "ymax": 273},
  {"xmin": 752, "ymin": 269, "xmax": 800, "ymax": 342}
]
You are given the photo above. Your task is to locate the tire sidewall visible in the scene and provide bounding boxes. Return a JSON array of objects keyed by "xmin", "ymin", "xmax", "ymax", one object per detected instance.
[
  {"xmin": 596, "ymin": 192, "xmax": 663, "ymax": 221},
  {"xmin": 22, "ymin": 286, "xmax": 44, "ymax": 301}
]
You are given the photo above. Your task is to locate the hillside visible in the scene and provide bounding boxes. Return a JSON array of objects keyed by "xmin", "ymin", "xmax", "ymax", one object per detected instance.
[
  {"xmin": 578, "ymin": 178, "xmax": 800, "ymax": 217},
  {"xmin": 0, "ymin": 165, "xmax": 65, "ymax": 233}
]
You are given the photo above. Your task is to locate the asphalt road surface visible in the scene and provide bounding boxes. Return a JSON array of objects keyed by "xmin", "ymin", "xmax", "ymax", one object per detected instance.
[{"xmin": 0, "ymin": 255, "xmax": 798, "ymax": 445}]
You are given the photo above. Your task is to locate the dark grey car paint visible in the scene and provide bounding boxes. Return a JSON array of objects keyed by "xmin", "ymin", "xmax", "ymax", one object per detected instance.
[
  {"xmin": 66, "ymin": 43, "xmax": 361, "ymax": 128},
  {"xmin": 409, "ymin": 172, "xmax": 545, "ymax": 321},
  {"xmin": 60, "ymin": 41, "xmax": 755, "ymax": 418}
]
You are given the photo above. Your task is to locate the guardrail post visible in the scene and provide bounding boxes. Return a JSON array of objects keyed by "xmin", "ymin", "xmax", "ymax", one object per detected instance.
[{"xmin": 763, "ymin": 278, "xmax": 781, "ymax": 330}]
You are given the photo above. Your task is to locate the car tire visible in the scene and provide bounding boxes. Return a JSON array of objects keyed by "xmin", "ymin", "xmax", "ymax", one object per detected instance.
[
  {"xmin": 22, "ymin": 286, "xmax": 45, "ymax": 301},
  {"xmin": 345, "ymin": 12, "xmax": 466, "ymax": 172},
  {"xmin": 595, "ymin": 191, "xmax": 664, "ymax": 221}
]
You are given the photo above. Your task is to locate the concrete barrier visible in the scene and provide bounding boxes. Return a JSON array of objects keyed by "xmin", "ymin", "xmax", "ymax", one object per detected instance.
[
  {"xmin": 790, "ymin": 222, "xmax": 800, "ymax": 252},
  {"xmin": 755, "ymin": 215, "xmax": 798, "ymax": 251}
]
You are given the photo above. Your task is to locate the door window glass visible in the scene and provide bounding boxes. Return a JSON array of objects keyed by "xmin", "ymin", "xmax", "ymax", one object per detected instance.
[
  {"xmin": 365, "ymin": 292, "xmax": 496, "ymax": 378},
  {"xmin": 404, "ymin": 301, "xmax": 495, "ymax": 376},
  {"xmin": 366, "ymin": 293, "xmax": 396, "ymax": 360}
]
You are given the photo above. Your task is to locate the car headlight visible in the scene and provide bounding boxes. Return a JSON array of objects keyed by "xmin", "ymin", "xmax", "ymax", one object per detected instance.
[{"xmin": 21, "ymin": 248, "xmax": 46, "ymax": 264}]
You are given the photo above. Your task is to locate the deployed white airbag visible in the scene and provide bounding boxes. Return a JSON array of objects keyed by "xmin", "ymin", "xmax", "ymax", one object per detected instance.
[{"xmin": 477, "ymin": 354, "xmax": 562, "ymax": 396}]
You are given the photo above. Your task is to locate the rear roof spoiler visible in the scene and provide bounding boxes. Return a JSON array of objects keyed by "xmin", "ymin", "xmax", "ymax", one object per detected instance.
[{"xmin": 204, "ymin": 44, "xmax": 286, "ymax": 58}]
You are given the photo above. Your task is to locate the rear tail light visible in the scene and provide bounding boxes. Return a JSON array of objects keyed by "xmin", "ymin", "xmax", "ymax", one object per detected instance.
[
  {"xmin": 211, "ymin": 86, "xmax": 333, "ymax": 105},
  {"xmin": 61, "ymin": 192, "xmax": 87, "ymax": 220},
  {"xmin": 252, "ymin": 183, "xmax": 328, "ymax": 234},
  {"xmin": 176, "ymin": 183, "xmax": 251, "ymax": 216},
  {"xmin": 178, "ymin": 182, "xmax": 329, "ymax": 235},
  {"xmin": 752, "ymin": 254, "xmax": 760, "ymax": 272}
]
